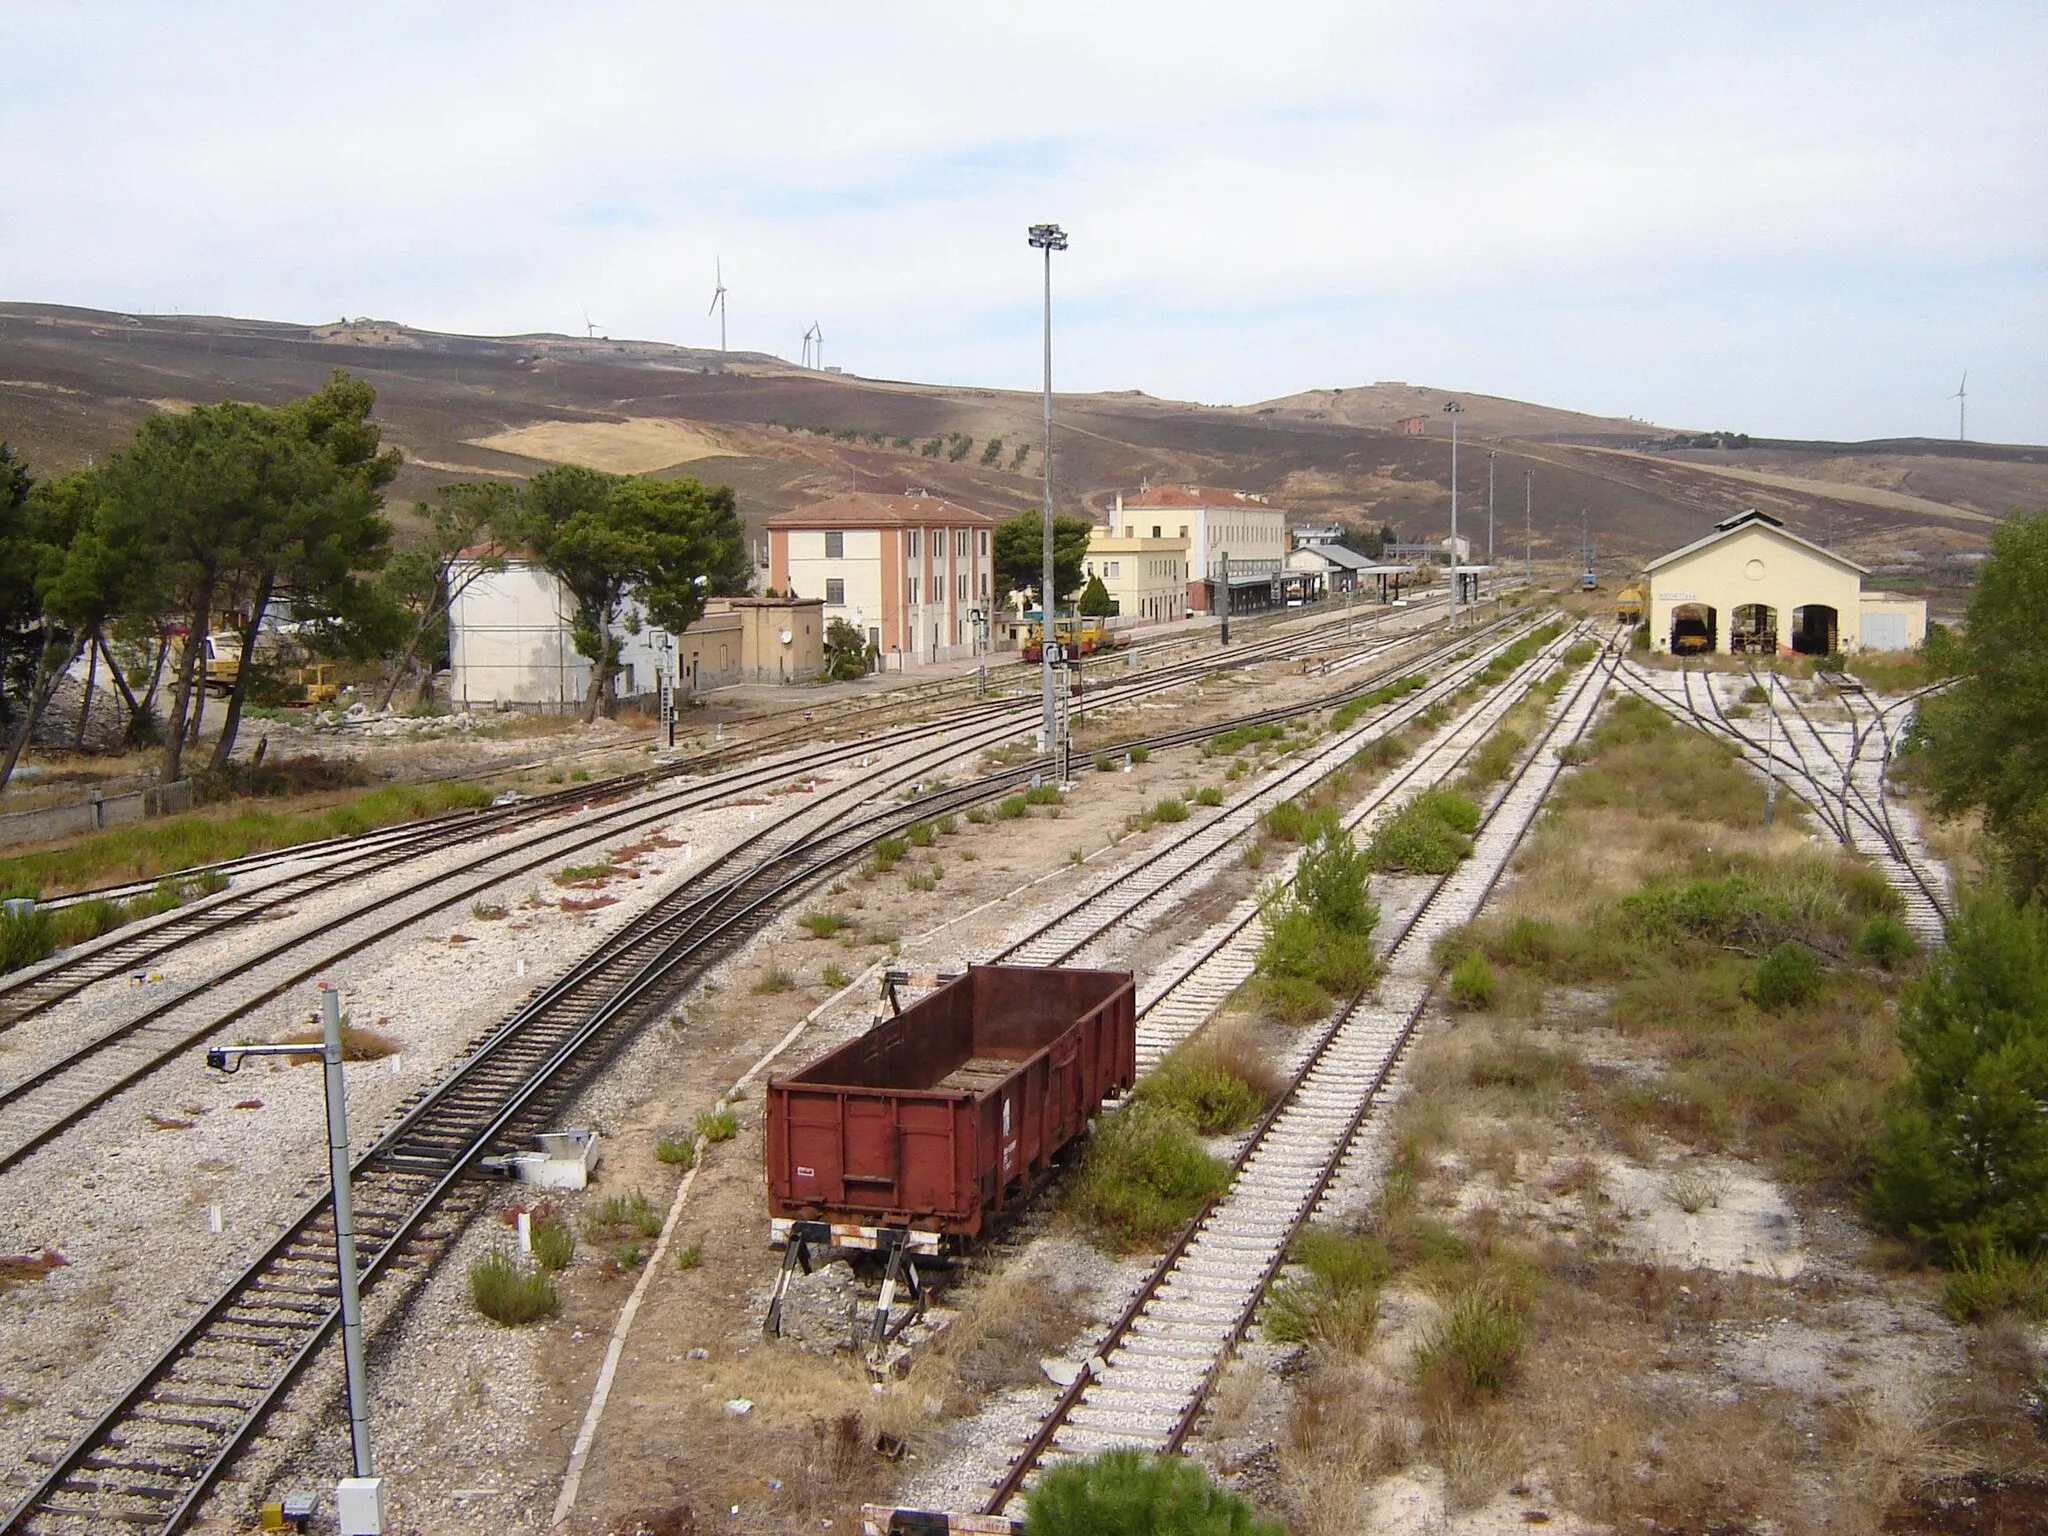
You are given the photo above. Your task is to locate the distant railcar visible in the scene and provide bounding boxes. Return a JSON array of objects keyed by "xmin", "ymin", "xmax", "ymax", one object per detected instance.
[
  {"xmin": 765, "ymin": 964, "xmax": 1135, "ymax": 1251},
  {"xmin": 1615, "ymin": 585, "xmax": 1645, "ymax": 624}
]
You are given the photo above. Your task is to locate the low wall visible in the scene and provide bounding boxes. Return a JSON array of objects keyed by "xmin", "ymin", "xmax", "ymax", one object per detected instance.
[{"xmin": 0, "ymin": 780, "xmax": 193, "ymax": 850}]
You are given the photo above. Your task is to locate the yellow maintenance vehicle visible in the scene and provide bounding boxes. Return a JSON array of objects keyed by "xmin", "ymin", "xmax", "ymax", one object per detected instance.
[
  {"xmin": 1615, "ymin": 584, "xmax": 1645, "ymax": 625},
  {"xmin": 1022, "ymin": 616, "xmax": 1121, "ymax": 663}
]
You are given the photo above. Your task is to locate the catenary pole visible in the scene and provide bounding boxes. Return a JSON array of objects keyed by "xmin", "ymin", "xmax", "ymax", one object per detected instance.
[
  {"xmin": 1444, "ymin": 401, "xmax": 1462, "ymax": 623},
  {"xmin": 1028, "ymin": 224, "xmax": 1067, "ymax": 760}
]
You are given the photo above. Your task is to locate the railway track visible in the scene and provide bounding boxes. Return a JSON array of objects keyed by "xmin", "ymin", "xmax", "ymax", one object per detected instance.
[
  {"xmin": 1617, "ymin": 664, "xmax": 1950, "ymax": 942},
  {"xmin": 997, "ymin": 621, "xmax": 1578, "ymax": 974},
  {"xmin": 25, "ymin": 599, "xmax": 1431, "ymax": 919},
  {"xmin": 972, "ymin": 630, "xmax": 1622, "ymax": 1510},
  {"xmin": 0, "ymin": 619, "xmax": 1424, "ymax": 1178},
  {"xmin": 0, "ymin": 603, "xmax": 1490, "ymax": 1536},
  {"xmin": 1, "ymin": 599, "xmax": 1426, "ymax": 1044}
]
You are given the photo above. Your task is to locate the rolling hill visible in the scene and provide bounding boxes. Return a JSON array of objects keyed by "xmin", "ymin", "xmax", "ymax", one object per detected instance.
[{"xmin": 3, "ymin": 302, "xmax": 2039, "ymax": 616}]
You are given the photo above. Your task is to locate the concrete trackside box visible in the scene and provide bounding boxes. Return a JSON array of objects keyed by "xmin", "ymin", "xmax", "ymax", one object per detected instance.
[{"xmin": 766, "ymin": 965, "xmax": 1136, "ymax": 1244}]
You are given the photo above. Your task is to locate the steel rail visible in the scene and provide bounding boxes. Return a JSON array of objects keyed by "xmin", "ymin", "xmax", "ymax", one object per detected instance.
[
  {"xmin": 0, "ymin": 604, "xmax": 1480, "ymax": 1535},
  {"xmin": 979, "ymin": 630, "xmax": 1621, "ymax": 1511}
]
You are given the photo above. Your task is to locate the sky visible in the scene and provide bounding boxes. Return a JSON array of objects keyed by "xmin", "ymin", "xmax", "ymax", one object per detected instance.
[{"xmin": 2, "ymin": 2, "xmax": 2044, "ymax": 443}]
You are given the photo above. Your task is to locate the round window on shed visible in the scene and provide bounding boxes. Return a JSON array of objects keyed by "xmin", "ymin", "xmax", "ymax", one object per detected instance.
[{"xmin": 1744, "ymin": 558, "xmax": 1766, "ymax": 581}]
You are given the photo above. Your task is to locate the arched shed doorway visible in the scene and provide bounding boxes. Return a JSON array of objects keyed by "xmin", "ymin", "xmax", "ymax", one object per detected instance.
[
  {"xmin": 1670, "ymin": 603, "xmax": 1718, "ymax": 655},
  {"xmin": 1731, "ymin": 603, "xmax": 1777, "ymax": 655},
  {"xmin": 1791, "ymin": 604, "xmax": 1838, "ymax": 656}
]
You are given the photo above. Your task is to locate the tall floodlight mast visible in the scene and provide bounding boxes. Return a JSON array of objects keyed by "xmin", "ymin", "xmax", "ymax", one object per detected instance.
[
  {"xmin": 1444, "ymin": 401, "xmax": 1462, "ymax": 624},
  {"xmin": 1028, "ymin": 223, "xmax": 1068, "ymax": 765}
]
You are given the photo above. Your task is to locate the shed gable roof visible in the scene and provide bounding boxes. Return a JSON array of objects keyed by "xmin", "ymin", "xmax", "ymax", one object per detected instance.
[{"xmin": 1644, "ymin": 511, "xmax": 1868, "ymax": 578}]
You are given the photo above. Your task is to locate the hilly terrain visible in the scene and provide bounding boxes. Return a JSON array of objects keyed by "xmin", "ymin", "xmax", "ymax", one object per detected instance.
[{"xmin": 3, "ymin": 302, "xmax": 2041, "ymax": 613}]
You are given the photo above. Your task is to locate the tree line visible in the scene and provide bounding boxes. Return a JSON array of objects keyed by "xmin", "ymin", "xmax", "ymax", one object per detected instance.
[{"xmin": 0, "ymin": 372, "xmax": 749, "ymax": 791}]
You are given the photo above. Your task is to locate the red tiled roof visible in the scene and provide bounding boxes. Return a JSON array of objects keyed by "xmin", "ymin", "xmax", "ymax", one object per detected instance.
[
  {"xmin": 1121, "ymin": 485, "xmax": 1279, "ymax": 509},
  {"xmin": 766, "ymin": 491, "xmax": 997, "ymax": 529}
]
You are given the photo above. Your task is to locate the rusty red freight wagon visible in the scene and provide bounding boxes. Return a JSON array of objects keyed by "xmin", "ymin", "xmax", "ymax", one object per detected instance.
[{"xmin": 766, "ymin": 964, "xmax": 1135, "ymax": 1255}]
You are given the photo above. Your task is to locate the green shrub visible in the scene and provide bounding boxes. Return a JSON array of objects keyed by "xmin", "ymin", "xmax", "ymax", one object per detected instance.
[
  {"xmin": 656, "ymin": 1135, "xmax": 696, "ymax": 1169},
  {"xmin": 1140, "ymin": 1043, "xmax": 1267, "ymax": 1134},
  {"xmin": 593, "ymin": 1189, "xmax": 665, "ymax": 1238},
  {"xmin": 935, "ymin": 813, "xmax": 956, "ymax": 835},
  {"xmin": 675, "ymin": 1238, "xmax": 704, "ymax": 1271},
  {"xmin": 1856, "ymin": 913, "xmax": 1917, "ymax": 969},
  {"xmin": 1256, "ymin": 824, "xmax": 1381, "ymax": 1001},
  {"xmin": 1263, "ymin": 1225, "xmax": 1388, "ymax": 1348},
  {"xmin": 866, "ymin": 835, "xmax": 909, "ymax": 873},
  {"xmin": 470, "ymin": 1250, "xmax": 560, "ymax": 1324},
  {"xmin": 1255, "ymin": 974, "xmax": 1329, "ymax": 1025},
  {"xmin": 1025, "ymin": 783, "xmax": 1064, "ymax": 806},
  {"xmin": 1151, "ymin": 796, "xmax": 1189, "ymax": 824},
  {"xmin": 1067, "ymin": 1104, "xmax": 1229, "ymax": 1251},
  {"xmin": 1868, "ymin": 887, "xmax": 2048, "ymax": 1260},
  {"xmin": 1750, "ymin": 942, "xmax": 1824, "ymax": 1010},
  {"xmin": 1095, "ymin": 752, "xmax": 1116, "ymax": 773},
  {"xmin": 1447, "ymin": 951, "xmax": 1498, "ymax": 1010},
  {"xmin": 0, "ymin": 906, "xmax": 56, "ymax": 975},
  {"xmin": 1195, "ymin": 786, "xmax": 1223, "ymax": 807},
  {"xmin": 1463, "ymin": 729, "xmax": 1526, "ymax": 789},
  {"xmin": 753, "ymin": 966, "xmax": 797, "ymax": 994},
  {"xmin": 1941, "ymin": 1244, "xmax": 2048, "ymax": 1323},
  {"xmin": 553, "ymin": 860, "xmax": 615, "ymax": 885},
  {"xmin": 822, "ymin": 963, "xmax": 853, "ymax": 989},
  {"xmin": 51, "ymin": 897, "xmax": 126, "ymax": 946},
  {"xmin": 1366, "ymin": 792, "xmax": 1477, "ymax": 874},
  {"xmin": 1026, "ymin": 1449, "xmax": 1283, "ymax": 1536},
  {"xmin": 996, "ymin": 795, "xmax": 1029, "ymax": 820},
  {"xmin": 965, "ymin": 805, "xmax": 990, "ymax": 824},
  {"xmin": 905, "ymin": 867, "xmax": 939, "ymax": 892},
  {"xmin": 1413, "ymin": 1288, "xmax": 1524, "ymax": 1399},
  {"xmin": 799, "ymin": 910, "xmax": 850, "ymax": 938},
  {"xmin": 1261, "ymin": 799, "xmax": 1336, "ymax": 843},
  {"xmin": 530, "ymin": 1212, "xmax": 576, "ymax": 1272},
  {"xmin": 1207, "ymin": 722, "xmax": 1284, "ymax": 755},
  {"xmin": 1128, "ymin": 745, "xmax": 1150, "ymax": 765},
  {"xmin": 695, "ymin": 1106, "xmax": 737, "ymax": 1144},
  {"xmin": 905, "ymin": 820, "xmax": 935, "ymax": 848}
]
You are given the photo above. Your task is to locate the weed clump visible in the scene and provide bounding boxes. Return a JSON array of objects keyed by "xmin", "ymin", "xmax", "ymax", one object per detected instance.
[
  {"xmin": 1447, "ymin": 951, "xmax": 1498, "ymax": 1010},
  {"xmin": 1749, "ymin": 941, "xmax": 1824, "ymax": 1010},
  {"xmin": 1855, "ymin": 913, "xmax": 1916, "ymax": 969},
  {"xmin": 694, "ymin": 1106, "xmax": 737, "ymax": 1144},
  {"xmin": 800, "ymin": 910, "xmax": 850, "ymax": 938},
  {"xmin": 1413, "ymin": 1288, "xmax": 1525, "ymax": 1401},
  {"xmin": 1264, "ymin": 1225, "xmax": 1388, "ymax": 1349},
  {"xmin": 996, "ymin": 795, "xmax": 1029, "ymax": 820},
  {"xmin": 1150, "ymin": 796, "xmax": 1189, "ymax": 824},
  {"xmin": 1367, "ymin": 790, "xmax": 1480, "ymax": 874},
  {"xmin": 470, "ymin": 1250, "xmax": 559, "ymax": 1325},
  {"xmin": 865, "ymin": 835, "xmax": 909, "ymax": 874},
  {"xmin": 1026, "ymin": 1449, "xmax": 1282, "ymax": 1536},
  {"xmin": 1067, "ymin": 1104, "xmax": 1229, "ymax": 1251},
  {"xmin": 1195, "ymin": 786, "xmax": 1223, "ymax": 807},
  {"xmin": 656, "ymin": 1135, "xmax": 696, "ymax": 1169},
  {"xmin": 1139, "ymin": 1030, "xmax": 1275, "ymax": 1133}
]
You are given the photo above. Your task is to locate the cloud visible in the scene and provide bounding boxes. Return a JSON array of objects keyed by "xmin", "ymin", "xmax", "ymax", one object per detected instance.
[{"xmin": 2, "ymin": 1, "xmax": 2043, "ymax": 440}]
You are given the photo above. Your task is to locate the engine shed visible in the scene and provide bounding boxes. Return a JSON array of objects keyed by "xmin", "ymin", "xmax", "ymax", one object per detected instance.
[{"xmin": 1642, "ymin": 509, "xmax": 1926, "ymax": 657}]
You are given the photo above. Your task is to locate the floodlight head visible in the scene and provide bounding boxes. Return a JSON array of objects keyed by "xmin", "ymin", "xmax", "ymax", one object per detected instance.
[
  {"xmin": 1027, "ymin": 223, "xmax": 1069, "ymax": 251},
  {"xmin": 205, "ymin": 1047, "xmax": 243, "ymax": 1074},
  {"xmin": 1444, "ymin": 400, "xmax": 1462, "ymax": 414}
]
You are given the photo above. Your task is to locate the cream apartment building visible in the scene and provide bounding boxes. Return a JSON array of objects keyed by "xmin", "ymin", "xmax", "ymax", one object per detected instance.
[
  {"xmin": 767, "ymin": 490, "xmax": 996, "ymax": 666},
  {"xmin": 1084, "ymin": 525, "xmax": 1189, "ymax": 623},
  {"xmin": 1111, "ymin": 485, "xmax": 1290, "ymax": 614}
]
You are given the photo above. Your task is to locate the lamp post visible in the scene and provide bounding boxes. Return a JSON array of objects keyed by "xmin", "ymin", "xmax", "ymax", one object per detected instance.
[
  {"xmin": 1525, "ymin": 469, "xmax": 1533, "ymax": 586},
  {"xmin": 1444, "ymin": 401, "xmax": 1462, "ymax": 624},
  {"xmin": 1486, "ymin": 449, "xmax": 1496, "ymax": 572},
  {"xmin": 205, "ymin": 984, "xmax": 381, "ymax": 1533},
  {"xmin": 1027, "ymin": 222, "xmax": 1067, "ymax": 763}
]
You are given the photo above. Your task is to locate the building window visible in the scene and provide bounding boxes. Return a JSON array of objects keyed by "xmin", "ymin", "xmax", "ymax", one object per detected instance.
[
  {"xmin": 909, "ymin": 576, "xmax": 919, "ymax": 605},
  {"xmin": 1107, "ymin": 561, "xmax": 1120, "ymax": 578},
  {"xmin": 825, "ymin": 578, "xmax": 845, "ymax": 604},
  {"xmin": 978, "ymin": 529, "xmax": 989, "ymax": 556},
  {"xmin": 824, "ymin": 530, "xmax": 844, "ymax": 559},
  {"xmin": 908, "ymin": 528, "xmax": 921, "ymax": 558},
  {"xmin": 979, "ymin": 572, "xmax": 989, "ymax": 597}
]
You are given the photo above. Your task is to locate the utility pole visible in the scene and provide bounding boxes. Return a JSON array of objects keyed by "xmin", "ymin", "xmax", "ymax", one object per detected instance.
[
  {"xmin": 1524, "ymin": 469, "xmax": 1533, "ymax": 585},
  {"xmin": 1487, "ymin": 449, "xmax": 1495, "ymax": 569},
  {"xmin": 1444, "ymin": 401, "xmax": 1462, "ymax": 624},
  {"xmin": 1218, "ymin": 549, "xmax": 1231, "ymax": 645},
  {"xmin": 1028, "ymin": 223, "xmax": 1067, "ymax": 762}
]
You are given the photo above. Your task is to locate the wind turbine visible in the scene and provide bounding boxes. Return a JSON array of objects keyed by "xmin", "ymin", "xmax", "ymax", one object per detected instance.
[
  {"xmin": 802, "ymin": 321, "xmax": 823, "ymax": 370},
  {"xmin": 1952, "ymin": 371, "xmax": 1967, "ymax": 442},
  {"xmin": 708, "ymin": 260, "xmax": 728, "ymax": 352},
  {"xmin": 582, "ymin": 305, "xmax": 599, "ymax": 340}
]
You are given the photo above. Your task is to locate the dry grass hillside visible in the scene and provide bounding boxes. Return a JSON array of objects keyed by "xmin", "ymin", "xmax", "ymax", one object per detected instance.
[{"xmin": 2, "ymin": 304, "xmax": 2039, "ymax": 605}]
